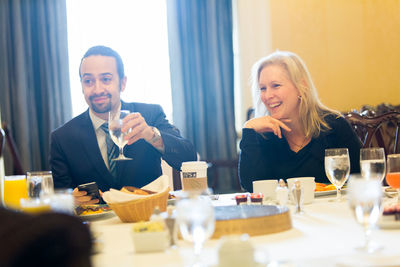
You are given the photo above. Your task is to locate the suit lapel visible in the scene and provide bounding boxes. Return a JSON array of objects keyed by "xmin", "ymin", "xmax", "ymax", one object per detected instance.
[{"xmin": 77, "ymin": 111, "xmax": 117, "ymax": 189}]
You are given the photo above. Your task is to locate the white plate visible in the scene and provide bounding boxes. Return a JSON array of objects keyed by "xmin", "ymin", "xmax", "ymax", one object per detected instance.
[
  {"xmin": 76, "ymin": 205, "xmax": 116, "ymax": 221},
  {"xmin": 79, "ymin": 210, "xmax": 115, "ymax": 220},
  {"xmin": 315, "ymin": 188, "xmax": 346, "ymax": 197},
  {"xmin": 167, "ymin": 198, "xmax": 176, "ymax": 205},
  {"xmin": 378, "ymin": 217, "xmax": 400, "ymax": 229}
]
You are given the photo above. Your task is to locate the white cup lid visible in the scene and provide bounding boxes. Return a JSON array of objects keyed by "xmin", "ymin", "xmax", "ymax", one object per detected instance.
[{"xmin": 181, "ymin": 161, "xmax": 208, "ymax": 171}]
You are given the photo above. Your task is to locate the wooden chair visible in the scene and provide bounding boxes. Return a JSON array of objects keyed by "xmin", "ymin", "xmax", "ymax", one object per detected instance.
[
  {"xmin": 343, "ymin": 111, "xmax": 400, "ymax": 155},
  {"xmin": 1, "ymin": 122, "xmax": 24, "ymax": 174},
  {"xmin": 172, "ymin": 168, "xmax": 182, "ymax": 191},
  {"xmin": 207, "ymin": 158, "xmax": 242, "ymax": 192},
  {"xmin": 0, "ymin": 127, "xmax": 4, "ymax": 158}
]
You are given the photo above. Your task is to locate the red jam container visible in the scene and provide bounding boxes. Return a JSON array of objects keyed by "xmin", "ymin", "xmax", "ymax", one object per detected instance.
[
  {"xmin": 235, "ymin": 194, "xmax": 248, "ymax": 205},
  {"xmin": 250, "ymin": 193, "xmax": 263, "ymax": 205}
]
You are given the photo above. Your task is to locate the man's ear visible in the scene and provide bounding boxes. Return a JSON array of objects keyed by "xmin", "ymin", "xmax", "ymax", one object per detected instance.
[{"xmin": 120, "ymin": 76, "xmax": 127, "ymax": 92}]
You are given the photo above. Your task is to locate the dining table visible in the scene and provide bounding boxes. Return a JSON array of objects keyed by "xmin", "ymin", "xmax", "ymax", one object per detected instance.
[{"xmin": 90, "ymin": 192, "xmax": 400, "ymax": 267}]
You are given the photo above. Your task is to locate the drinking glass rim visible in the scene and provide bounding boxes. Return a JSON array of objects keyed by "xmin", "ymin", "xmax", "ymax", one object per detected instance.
[
  {"xmin": 387, "ymin": 154, "xmax": 400, "ymax": 159},
  {"xmin": 4, "ymin": 175, "xmax": 26, "ymax": 181},
  {"xmin": 27, "ymin": 171, "xmax": 52, "ymax": 176},
  {"xmin": 360, "ymin": 147, "xmax": 385, "ymax": 152},
  {"xmin": 325, "ymin": 148, "xmax": 348, "ymax": 152},
  {"xmin": 109, "ymin": 109, "xmax": 130, "ymax": 118},
  {"xmin": 325, "ymin": 148, "xmax": 349, "ymax": 156}
]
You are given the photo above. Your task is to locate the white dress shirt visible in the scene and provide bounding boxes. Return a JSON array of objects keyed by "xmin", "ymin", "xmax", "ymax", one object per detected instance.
[{"xmin": 88, "ymin": 105, "xmax": 121, "ymax": 170}]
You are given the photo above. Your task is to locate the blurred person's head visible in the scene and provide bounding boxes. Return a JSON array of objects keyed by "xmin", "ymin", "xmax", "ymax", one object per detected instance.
[
  {"xmin": 79, "ymin": 46, "xmax": 127, "ymax": 119},
  {"xmin": 251, "ymin": 50, "xmax": 338, "ymax": 137}
]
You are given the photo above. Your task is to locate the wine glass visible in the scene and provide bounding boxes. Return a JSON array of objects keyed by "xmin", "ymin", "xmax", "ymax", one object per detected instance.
[
  {"xmin": 324, "ymin": 148, "xmax": 350, "ymax": 201},
  {"xmin": 360, "ymin": 148, "xmax": 386, "ymax": 182},
  {"xmin": 176, "ymin": 194, "xmax": 215, "ymax": 267},
  {"xmin": 108, "ymin": 110, "xmax": 132, "ymax": 161},
  {"xmin": 347, "ymin": 175, "xmax": 383, "ymax": 253},
  {"xmin": 386, "ymin": 154, "xmax": 400, "ymax": 203}
]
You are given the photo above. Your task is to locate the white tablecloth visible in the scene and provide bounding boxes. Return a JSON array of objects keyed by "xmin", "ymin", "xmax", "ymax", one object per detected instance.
[{"xmin": 91, "ymin": 194, "xmax": 400, "ymax": 267}]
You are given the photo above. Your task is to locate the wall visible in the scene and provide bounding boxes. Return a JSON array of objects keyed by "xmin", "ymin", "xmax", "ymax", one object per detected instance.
[{"xmin": 235, "ymin": 0, "xmax": 400, "ymax": 127}]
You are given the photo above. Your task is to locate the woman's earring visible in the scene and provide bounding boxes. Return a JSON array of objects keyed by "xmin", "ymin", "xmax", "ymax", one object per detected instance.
[{"xmin": 298, "ymin": 95, "xmax": 302, "ymax": 101}]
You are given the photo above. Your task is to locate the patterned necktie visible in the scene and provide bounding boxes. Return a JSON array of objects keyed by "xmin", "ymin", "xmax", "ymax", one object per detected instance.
[{"xmin": 100, "ymin": 123, "xmax": 118, "ymax": 177}]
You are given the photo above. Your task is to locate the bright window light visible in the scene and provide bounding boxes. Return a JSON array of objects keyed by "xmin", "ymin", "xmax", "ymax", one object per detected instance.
[{"xmin": 66, "ymin": 0, "xmax": 173, "ymax": 121}]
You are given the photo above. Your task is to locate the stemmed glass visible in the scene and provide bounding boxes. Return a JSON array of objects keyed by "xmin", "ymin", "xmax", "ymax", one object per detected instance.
[
  {"xmin": 360, "ymin": 148, "xmax": 386, "ymax": 182},
  {"xmin": 347, "ymin": 175, "xmax": 383, "ymax": 253},
  {"xmin": 386, "ymin": 154, "xmax": 400, "ymax": 203},
  {"xmin": 176, "ymin": 193, "xmax": 215, "ymax": 267},
  {"xmin": 324, "ymin": 148, "xmax": 350, "ymax": 201},
  {"xmin": 108, "ymin": 110, "xmax": 132, "ymax": 161}
]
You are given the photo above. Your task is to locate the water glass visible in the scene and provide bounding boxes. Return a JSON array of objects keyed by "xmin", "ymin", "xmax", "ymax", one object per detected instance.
[
  {"xmin": 176, "ymin": 194, "xmax": 215, "ymax": 267},
  {"xmin": 49, "ymin": 189, "xmax": 75, "ymax": 214},
  {"xmin": 360, "ymin": 148, "xmax": 386, "ymax": 181},
  {"xmin": 324, "ymin": 148, "xmax": 350, "ymax": 201},
  {"xmin": 347, "ymin": 175, "xmax": 383, "ymax": 253},
  {"xmin": 26, "ymin": 171, "xmax": 54, "ymax": 199}
]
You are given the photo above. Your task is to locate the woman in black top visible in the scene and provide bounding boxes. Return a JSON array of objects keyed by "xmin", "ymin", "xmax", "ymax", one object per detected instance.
[{"xmin": 239, "ymin": 51, "xmax": 362, "ymax": 192}]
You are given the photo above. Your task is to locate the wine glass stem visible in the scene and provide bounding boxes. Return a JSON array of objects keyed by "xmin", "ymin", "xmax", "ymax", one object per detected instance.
[
  {"xmin": 397, "ymin": 189, "xmax": 400, "ymax": 204},
  {"xmin": 364, "ymin": 226, "xmax": 372, "ymax": 251},
  {"xmin": 119, "ymin": 146, "xmax": 124, "ymax": 156},
  {"xmin": 193, "ymin": 242, "xmax": 203, "ymax": 267},
  {"xmin": 336, "ymin": 188, "xmax": 342, "ymax": 201},
  {"xmin": 194, "ymin": 242, "xmax": 203, "ymax": 257}
]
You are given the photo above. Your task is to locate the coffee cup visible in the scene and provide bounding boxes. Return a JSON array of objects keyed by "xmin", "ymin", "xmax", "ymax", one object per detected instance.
[
  {"xmin": 252, "ymin": 180, "xmax": 278, "ymax": 202},
  {"xmin": 181, "ymin": 161, "xmax": 208, "ymax": 191},
  {"xmin": 286, "ymin": 177, "xmax": 316, "ymax": 204}
]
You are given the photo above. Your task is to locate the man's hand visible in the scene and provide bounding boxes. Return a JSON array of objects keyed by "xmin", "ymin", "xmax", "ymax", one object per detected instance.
[
  {"xmin": 72, "ymin": 188, "xmax": 100, "ymax": 205},
  {"xmin": 121, "ymin": 112, "xmax": 158, "ymax": 145},
  {"xmin": 244, "ymin": 116, "xmax": 291, "ymax": 138}
]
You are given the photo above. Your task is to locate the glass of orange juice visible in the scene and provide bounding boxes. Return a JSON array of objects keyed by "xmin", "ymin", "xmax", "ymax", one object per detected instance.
[
  {"xmin": 20, "ymin": 198, "xmax": 51, "ymax": 214},
  {"xmin": 3, "ymin": 175, "xmax": 28, "ymax": 209},
  {"xmin": 386, "ymin": 154, "xmax": 400, "ymax": 203}
]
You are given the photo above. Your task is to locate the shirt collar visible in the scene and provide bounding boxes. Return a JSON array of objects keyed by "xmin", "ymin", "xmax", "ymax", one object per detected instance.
[{"xmin": 89, "ymin": 102, "xmax": 122, "ymax": 130}]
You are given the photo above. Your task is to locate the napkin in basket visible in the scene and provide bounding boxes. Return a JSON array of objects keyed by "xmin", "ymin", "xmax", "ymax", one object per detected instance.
[{"xmin": 102, "ymin": 175, "xmax": 169, "ymax": 204}]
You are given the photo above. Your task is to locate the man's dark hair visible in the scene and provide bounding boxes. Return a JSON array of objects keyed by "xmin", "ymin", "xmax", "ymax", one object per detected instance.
[{"xmin": 79, "ymin": 45, "xmax": 125, "ymax": 80}]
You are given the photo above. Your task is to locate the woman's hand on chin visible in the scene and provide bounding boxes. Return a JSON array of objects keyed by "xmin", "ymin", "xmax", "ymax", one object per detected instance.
[{"xmin": 244, "ymin": 116, "xmax": 291, "ymax": 138}]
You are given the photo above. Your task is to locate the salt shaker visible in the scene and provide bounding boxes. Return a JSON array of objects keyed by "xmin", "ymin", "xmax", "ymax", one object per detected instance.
[
  {"xmin": 276, "ymin": 179, "xmax": 289, "ymax": 206},
  {"xmin": 291, "ymin": 180, "xmax": 304, "ymax": 214},
  {"xmin": 164, "ymin": 206, "xmax": 178, "ymax": 246}
]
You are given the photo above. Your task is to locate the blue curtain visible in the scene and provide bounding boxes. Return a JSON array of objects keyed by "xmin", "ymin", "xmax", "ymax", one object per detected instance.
[
  {"xmin": 0, "ymin": 0, "xmax": 72, "ymax": 174},
  {"xmin": 166, "ymin": 0, "xmax": 238, "ymax": 192}
]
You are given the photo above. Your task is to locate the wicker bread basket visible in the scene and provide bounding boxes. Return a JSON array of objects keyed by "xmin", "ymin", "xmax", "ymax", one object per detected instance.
[{"xmin": 108, "ymin": 187, "xmax": 170, "ymax": 222}]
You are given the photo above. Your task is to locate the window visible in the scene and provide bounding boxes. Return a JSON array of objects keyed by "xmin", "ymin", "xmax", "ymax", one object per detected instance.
[{"xmin": 66, "ymin": 0, "xmax": 173, "ymax": 120}]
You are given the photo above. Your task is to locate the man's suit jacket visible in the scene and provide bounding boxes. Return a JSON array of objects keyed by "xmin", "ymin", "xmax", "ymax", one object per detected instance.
[{"xmin": 50, "ymin": 101, "xmax": 196, "ymax": 191}]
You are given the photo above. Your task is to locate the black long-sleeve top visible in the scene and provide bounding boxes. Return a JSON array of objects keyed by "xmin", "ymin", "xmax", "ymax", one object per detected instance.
[{"xmin": 239, "ymin": 114, "xmax": 362, "ymax": 192}]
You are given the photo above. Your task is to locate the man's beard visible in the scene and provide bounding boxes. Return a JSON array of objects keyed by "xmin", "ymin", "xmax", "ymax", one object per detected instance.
[{"xmin": 89, "ymin": 93, "xmax": 112, "ymax": 113}]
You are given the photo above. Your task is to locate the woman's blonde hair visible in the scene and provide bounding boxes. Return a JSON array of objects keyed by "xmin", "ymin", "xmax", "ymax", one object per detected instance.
[{"xmin": 251, "ymin": 51, "xmax": 339, "ymax": 138}]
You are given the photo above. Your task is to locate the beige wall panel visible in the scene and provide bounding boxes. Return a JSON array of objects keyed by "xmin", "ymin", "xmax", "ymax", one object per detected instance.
[{"xmin": 237, "ymin": 0, "xmax": 400, "ymax": 126}]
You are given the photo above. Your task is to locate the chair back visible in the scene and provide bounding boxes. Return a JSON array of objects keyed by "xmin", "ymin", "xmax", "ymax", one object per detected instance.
[
  {"xmin": 343, "ymin": 111, "xmax": 400, "ymax": 155},
  {"xmin": 0, "ymin": 127, "xmax": 4, "ymax": 158},
  {"xmin": 207, "ymin": 158, "xmax": 242, "ymax": 192},
  {"xmin": 1, "ymin": 122, "xmax": 24, "ymax": 174}
]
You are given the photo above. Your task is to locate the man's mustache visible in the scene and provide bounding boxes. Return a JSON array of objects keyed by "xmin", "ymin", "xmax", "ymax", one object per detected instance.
[{"xmin": 89, "ymin": 93, "xmax": 111, "ymax": 101}]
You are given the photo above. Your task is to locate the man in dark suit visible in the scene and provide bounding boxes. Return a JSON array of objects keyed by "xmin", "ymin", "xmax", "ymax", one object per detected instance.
[{"xmin": 50, "ymin": 46, "xmax": 196, "ymax": 204}]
